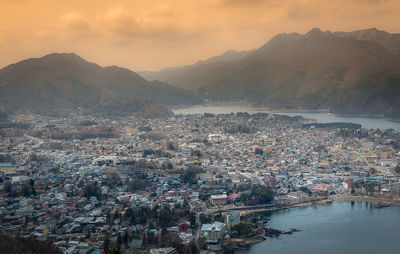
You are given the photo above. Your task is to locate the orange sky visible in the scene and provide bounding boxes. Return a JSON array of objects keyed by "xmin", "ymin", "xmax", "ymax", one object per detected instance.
[{"xmin": 0, "ymin": 0, "xmax": 399, "ymax": 71}]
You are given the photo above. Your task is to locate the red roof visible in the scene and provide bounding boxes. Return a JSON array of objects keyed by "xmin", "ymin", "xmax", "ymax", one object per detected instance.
[{"xmin": 228, "ymin": 193, "xmax": 239, "ymax": 200}]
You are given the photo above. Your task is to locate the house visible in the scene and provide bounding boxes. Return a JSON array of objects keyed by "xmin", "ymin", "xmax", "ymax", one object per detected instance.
[
  {"xmin": 150, "ymin": 247, "xmax": 177, "ymax": 254},
  {"xmin": 208, "ymin": 134, "xmax": 223, "ymax": 143},
  {"xmin": 210, "ymin": 194, "xmax": 227, "ymax": 206},
  {"xmin": 228, "ymin": 193, "xmax": 238, "ymax": 202},
  {"xmin": 201, "ymin": 221, "xmax": 226, "ymax": 243},
  {"xmin": 225, "ymin": 212, "xmax": 240, "ymax": 230}
]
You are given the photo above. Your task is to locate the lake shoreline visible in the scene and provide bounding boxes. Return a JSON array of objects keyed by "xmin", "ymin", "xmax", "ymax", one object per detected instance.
[
  {"xmin": 333, "ymin": 194, "xmax": 400, "ymax": 207},
  {"xmin": 172, "ymin": 104, "xmax": 400, "ymax": 130},
  {"xmin": 172, "ymin": 103, "xmax": 400, "ymax": 121},
  {"xmin": 232, "ymin": 195, "xmax": 400, "ymax": 251}
]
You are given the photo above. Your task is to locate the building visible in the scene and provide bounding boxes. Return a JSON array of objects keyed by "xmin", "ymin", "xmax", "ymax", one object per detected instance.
[
  {"xmin": 150, "ymin": 248, "xmax": 177, "ymax": 254},
  {"xmin": 210, "ymin": 194, "xmax": 227, "ymax": 206},
  {"xmin": 225, "ymin": 212, "xmax": 240, "ymax": 230},
  {"xmin": 201, "ymin": 221, "xmax": 226, "ymax": 243},
  {"xmin": 208, "ymin": 134, "xmax": 224, "ymax": 143}
]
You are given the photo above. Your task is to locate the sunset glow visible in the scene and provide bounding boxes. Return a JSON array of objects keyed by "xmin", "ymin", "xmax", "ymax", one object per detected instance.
[{"xmin": 1, "ymin": 0, "xmax": 399, "ymax": 70}]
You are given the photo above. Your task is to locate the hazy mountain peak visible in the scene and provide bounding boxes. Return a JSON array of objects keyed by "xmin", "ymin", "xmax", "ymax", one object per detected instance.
[
  {"xmin": 40, "ymin": 52, "xmax": 85, "ymax": 62},
  {"xmin": 305, "ymin": 28, "xmax": 333, "ymax": 38},
  {"xmin": 306, "ymin": 27, "xmax": 323, "ymax": 35},
  {"xmin": 0, "ymin": 53, "xmax": 201, "ymax": 116},
  {"xmin": 333, "ymin": 27, "xmax": 400, "ymax": 56}
]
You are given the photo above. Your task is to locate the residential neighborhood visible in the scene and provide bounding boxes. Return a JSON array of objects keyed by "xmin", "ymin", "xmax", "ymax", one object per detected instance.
[{"xmin": 1, "ymin": 112, "xmax": 400, "ymax": 254}]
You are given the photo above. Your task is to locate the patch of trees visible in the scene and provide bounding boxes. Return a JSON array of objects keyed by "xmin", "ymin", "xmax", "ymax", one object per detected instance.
[
  {"xmin": 139, "ymin": 131, "xmax": 164, "ymax": 140},
  {"xmin": 78, "ymin": 120, "xmax": 97, "ymax": 126},
  {"xmin": 395, "ymin": 165, "xmax": 400, "ymax": 175},
  {"xmin": 232, "ymin": 223, "xmax": 252, "ymax": 237},
  {"xmin": 142, "ymin": 149, "xmax": 171, "ymax": 158},
  {"xmin": 50, "ymin": 127, "xmax": 117, "ymax": 140},
  {"xmin": 303, "ymin": 122, "xmax": 361, "ymax": 129},
  {"xmin": 123, "ymin": 204, "xmax": 194, "ymax": 229},
  {"xmin": 161, "ymin": 161, "xmax": 174, "ymax": 170},
  {"xmin": 199, "ymin": 214, "xmax": 212, "ymax": 224},
  {"xmin": 138, "ymin": 126, "xmax": 152, "ymax": 132},
  {"xmin": 0, "ymin": 231, "xmax": 62, "ymax": 254},
  {"xmin": 203, "ymin": 113, "xmax": 215, "ymax": 118},
  {"xmin": 240, "ymin": 186, "xmax": 274, "ymax": 205},
  {"xmin": 22, "ymin": 181, "xmax": 36, "ymax": 197},
  {"xmin": 0, "ymin": 154, "xmax": 12, "ymax": 163},
  {"xmin": 181, "ymin": 170, "xmax": 197, "ymax": 185},
  {"xmin": 191, "ymin": 149, "xmax": 202, "ymax": 157},
  {"xmin": 180, "ymin": 166, "xmax": 203, "ymax": 185},
  {"xmin": 255, "ymin": 148, "xmax": 264, "ymax": 155},
  {"xmin": 104, "ymin": 172, "xmax": 122, "ymax": 187},
  {"xmin": 337, "ymin": 128, "xmax": 369, "ymax": 138},
  {"xmin": 127, "ymin": 177, "xmax": 146, "ymax": 192},
  {"xmin": 76, "ymin": 127, "xmax": 116, "ymax": 139},
  {"xmin": 82, "ymin": 183, "xmax": 102, "ymax": 199},
  {"xmin": 299, "ymin": 186, "xmax": 312, "ymax": 195},
  {"xmin": 0, "ymin": 122, "xmax": 30, "ymax": 129},
  {"xmin": 167, "ymin": 142, "xmax": 176, "ymax": 151}
]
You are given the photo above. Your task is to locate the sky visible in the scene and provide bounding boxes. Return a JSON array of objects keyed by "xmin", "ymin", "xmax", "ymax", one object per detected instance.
[{"xmin": 0, "ymin": 0, "xmax": 399, "ymax": 71}]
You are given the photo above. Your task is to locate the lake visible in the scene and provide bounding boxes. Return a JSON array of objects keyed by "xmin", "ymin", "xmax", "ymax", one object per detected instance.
[
  {"xmin": 173, "ymin": 105, "xmax": 400, "ymax": 130},
  {"xmin": 237, "ymin": 202, "xmax": 400, "ymax": 254}
]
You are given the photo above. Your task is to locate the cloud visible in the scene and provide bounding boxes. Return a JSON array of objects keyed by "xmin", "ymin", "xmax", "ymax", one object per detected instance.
[
  {"xmin": 218, "ymin": 0, "xmax": 276, "ymax": 7},
  {"xmin": 100, "ymin": 5, "xmax": 206, "ymax": 46},
  {"xmin": 60, "ymin": 11, "xmax": 98, "ymax": 38},
  {"xmin": 101, "ymin": 6, "xmax": 141, "ymax": 37},
  {"xmin": 287, "ymin": 0, "xmax": 393, "ymax": 20},
  {"xmin": 0, "ymin": 27, "xmax": 21, "ymax": 47},
  {"xmin": 0, "ymin": 0, "xmax": 399, "ymax": 70}
]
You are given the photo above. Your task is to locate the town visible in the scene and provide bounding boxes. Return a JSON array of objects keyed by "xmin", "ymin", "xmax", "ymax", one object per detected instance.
[{"xmin": 1, "ymin": 112, "xmax": 400, "ymax": 254}]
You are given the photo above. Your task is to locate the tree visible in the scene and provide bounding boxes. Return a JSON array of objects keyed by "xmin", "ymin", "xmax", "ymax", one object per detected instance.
[
  {"xmin": 159, "ymin": 207, "xmax": 172, "ymax": 227},
  {"xmin": 82, "ymin": 184, "xmax": 102, "ymax": 199},
  {"xmin": 369, "ymin": 167, "xmax": 377, "ymax": 175},
  {"xmin": 188, "ymin": 212, "xmax": 196, "ymax": 227},
  {"xmin": 103, "ymin": 236, "xmax": 110, "ymax": 251},
  {"xmin": 365, "ymin": 182, "xmax": 375, "ymax": 196},
  {"xmin": 167, "ymin": 142, "xmax": 176, "ymax": 151},
  {"xmin": 394, "ymin": 165, "xmax": 400, "ymax": 175},
  {"xmin": 199, "ymin": 214, "xmax": 211, "ymax": 224},
  {"xmin": 181, "ymin": 170, "xmax": 197, "ymax": 185},
  {"xmin": 191, "ymin": 150, "xmax": 202, "ymax": 157},
  {"xmin": 299, "ymin": 187, "xmax": 312, "ymax": 195},
  {"xmin": 232, "ymin": 223, "xmax": 252, "ymax": 236},
  {"xmin": 188, "ymin": 241, "xmax": 198, "ymax": 254},
  {"xmin": 105, "ymin": 246, "xmax": 122, "ymax": 254},
  {"xmin": 253, "ymin": 186, "xmax": 274, "ymax": 204},
  {"xmin": 198, "ymin": 237, "xmax": 206, "ymax": 250},
  {"xmin": 255, "ymin": 148, "xmax": 264, "ymax": 155}
]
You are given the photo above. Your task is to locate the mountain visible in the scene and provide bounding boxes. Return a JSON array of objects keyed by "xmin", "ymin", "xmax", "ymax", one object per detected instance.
[
  {"xmin": 146, "ymin": 28, "xmax": 400, "ymax": 118},
  {"xmin": 0, "ymin": 53, "xmax": 201, "ymax": 117},
  {"xmin": 334, "ymin": 28, "xmax": 400, "ymax": 57},
  {"xmin": 139, "ymin": 49, "xmax": 252, "ymax": 84}
]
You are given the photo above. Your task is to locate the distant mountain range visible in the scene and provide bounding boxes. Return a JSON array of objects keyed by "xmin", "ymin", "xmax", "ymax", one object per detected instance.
[
  {"xmin": 142, "ymin": 28, "xmax": 400, "ymax": 118},
  {"xmin": 139, "ymin": 49, "xmax": 253, "ymax": 82},
  {"xmin": 0, "ymin": 53, "xmax": 201, "ymax": 117},
  {"xmin": 1, "ymin": 28, "xmax": 400, "ymax": 118}
]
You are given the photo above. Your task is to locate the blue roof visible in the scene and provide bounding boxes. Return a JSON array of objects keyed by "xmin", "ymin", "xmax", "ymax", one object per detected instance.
[{"xmin": 226, "ymin": 212, "xmax": 240, "ymax": 222}]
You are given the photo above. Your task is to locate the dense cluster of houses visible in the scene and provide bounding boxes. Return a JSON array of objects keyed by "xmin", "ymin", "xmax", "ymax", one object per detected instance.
[{"xmin": 0, "ymin": 112, "xmax": 399, "ymax": 253}]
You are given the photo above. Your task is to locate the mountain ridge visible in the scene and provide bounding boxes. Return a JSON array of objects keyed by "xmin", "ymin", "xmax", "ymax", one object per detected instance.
[
  {"xmin": 0, "ymin": 53, "xmax": 201, "ymax": 117},
  {"xmin": 141, "ymin": 27, "xmax": 400, "ymax": 118}
]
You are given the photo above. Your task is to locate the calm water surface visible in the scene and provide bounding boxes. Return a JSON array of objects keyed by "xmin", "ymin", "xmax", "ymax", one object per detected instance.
[
  {"xmin": 237, "ymin": 202, "xmax": 400, "ymax": 254},
  {"xmin": 173, "ymin": 105, "xmax": 400, "ymax": 130}
]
